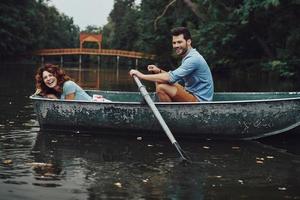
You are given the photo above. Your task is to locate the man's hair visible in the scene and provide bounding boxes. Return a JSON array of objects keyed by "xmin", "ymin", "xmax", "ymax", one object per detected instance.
[{"xmin": 171, "ymin": 27, "xmax": 192, "ymax": 41}]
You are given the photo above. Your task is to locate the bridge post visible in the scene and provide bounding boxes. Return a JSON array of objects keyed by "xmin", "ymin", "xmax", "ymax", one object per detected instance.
[
  {"xmin": 41, "ymin": 56, "xmax": 44, "ymax": 66},
  {"xmin": 79, "ymin": 55, "xmax": 82, "ymax": 65},
  {"xmin": 116, "ymin": 56, "xmax": 119, "ymax": 82},
  {"xmin": 97, "ymin": 55, "xmax": 100, "ymax": 66},
  {"xmin": 60, "ymin": 56, "xmax": 63, "ymax": 67},
  {"xmin": 78, "ymin": 62, "xmax": 82, "ymax": 85},
  {"xmin": 116, "ymin": 56, "xmax": 120, "ymax": 69},
  {"xmin": 135, "ymin": 59, "xmax": 138, "ymax": 69}
]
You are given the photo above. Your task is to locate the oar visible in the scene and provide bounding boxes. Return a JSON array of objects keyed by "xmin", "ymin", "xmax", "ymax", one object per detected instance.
[{"xmin": 133, "ymin": 75, "xmax": 190, "ymax": 162}]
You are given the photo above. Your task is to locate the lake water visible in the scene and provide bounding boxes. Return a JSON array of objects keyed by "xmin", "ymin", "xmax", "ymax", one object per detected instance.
[{"xmin": 0, "ymin": 62, "xmax": 300, "ymax": 200}]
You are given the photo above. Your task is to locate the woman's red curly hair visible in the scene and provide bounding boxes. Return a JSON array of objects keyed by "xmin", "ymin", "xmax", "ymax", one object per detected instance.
[{"xmin": 35, "ymin": 63, "xmax": 71, "ymax": 97}]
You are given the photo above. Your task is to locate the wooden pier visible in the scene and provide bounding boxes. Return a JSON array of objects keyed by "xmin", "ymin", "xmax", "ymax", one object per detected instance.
[
  {"xmin": 33, "ymin": 33, "xmax": 155, "ymax": 66},
  {"xmin": 34, "ymin": 48, "xmax": 155, "ymax": 60},
  {"xmin": 34, "ymin": 48, "xmax": 156, "ymax": 67}
]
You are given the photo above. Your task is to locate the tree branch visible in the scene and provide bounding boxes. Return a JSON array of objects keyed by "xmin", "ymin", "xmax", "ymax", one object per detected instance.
[
  {"xmin": 154, "ymin": 0, "xmax": 208, "ymax": 30},
  {"xmin": 182, "ymin": 0, "xmax": 207, "ymax": 21},
  {"xmin": 154, "ymin": 0, "xmax": 176, "ymax": 30}
]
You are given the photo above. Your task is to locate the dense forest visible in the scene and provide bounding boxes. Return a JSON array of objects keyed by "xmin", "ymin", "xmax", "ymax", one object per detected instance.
[
  {"xmin": 0, "ymin": 0, "xmax": 79, "ymax": 58},
  {"xmin": 0, "ymin": 0, "xmax": 299, "ymax": 77}
]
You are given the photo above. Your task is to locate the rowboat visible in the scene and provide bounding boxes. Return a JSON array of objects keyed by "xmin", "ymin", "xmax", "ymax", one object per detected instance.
[{"xmin": 30, "ymin": 90, "xmax": 300, "ymax": 140}]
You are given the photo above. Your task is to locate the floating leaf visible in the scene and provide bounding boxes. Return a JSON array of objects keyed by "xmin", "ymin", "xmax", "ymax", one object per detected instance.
[
  {"xmin": 3, "ymin": 159, "xmax": 13, "ymax": 165},
  {"xmin": 27, "ymin": 162, "xmax": 53, "ymax": 167},
  {"xmin": 278, "ymin": 187, "xmax": 287, "ymax": 191},
  {"xmin": 208, "ymin": 175, "xmax": 222, "ymax": 178},
  {"xmin": 142, "ymin": 179, "xmax": 149, "ymax": 183},
  {"xmin": 114, "ymin": 182, "xmax": 122, "ymax": 188}
]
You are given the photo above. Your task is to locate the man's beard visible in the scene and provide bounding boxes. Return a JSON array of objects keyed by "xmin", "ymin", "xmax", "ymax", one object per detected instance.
[{"xmin": 175, "ymin": 45, "xmax": 188, "ymax": 57}]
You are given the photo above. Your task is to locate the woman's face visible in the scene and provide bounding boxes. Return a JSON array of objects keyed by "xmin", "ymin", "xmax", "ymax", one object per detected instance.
[{"xmin": 42, "ymin": 70, "xmax": 58, "ymax": 88}]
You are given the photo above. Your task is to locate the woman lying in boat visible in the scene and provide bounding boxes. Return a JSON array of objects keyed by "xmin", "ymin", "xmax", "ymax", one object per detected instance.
[{"xmin": 34, "ymin": 63, "xmax": 92, "ymax": 101}]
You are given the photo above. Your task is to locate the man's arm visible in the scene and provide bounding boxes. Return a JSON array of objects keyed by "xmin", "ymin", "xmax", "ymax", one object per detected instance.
[{"xmin": 129, "ymin": 69, "xmax": 170, "ymax": 83}]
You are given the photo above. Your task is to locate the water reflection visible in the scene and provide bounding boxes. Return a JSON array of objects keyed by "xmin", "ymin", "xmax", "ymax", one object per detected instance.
[
  {"xmin": 213, "ymin": 67, "xmax": 300, "ymax": 92},
  {"xmin": 25, "ymin": 131, "xmax": 300, "ymax": 199},
  {"xmin": 64, "ymin": 65, "xmax": 150, "ymax": 92},
  {"xmin": 62, "ymin": 64, "xmax": 300, "ymax": 92}
]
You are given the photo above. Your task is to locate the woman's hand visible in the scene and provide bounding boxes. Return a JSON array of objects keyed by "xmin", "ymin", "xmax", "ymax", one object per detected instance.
[
  {"xmin": 33, "ymin": 89, "xmax": 41, "ymax": 95},
  {"xmin": 65, "ymin": 93, "xmax": 75, "ymax": 100},
  {"xmin": 45, "ymin": 94, "xmax": 58, "ymax": 99}
]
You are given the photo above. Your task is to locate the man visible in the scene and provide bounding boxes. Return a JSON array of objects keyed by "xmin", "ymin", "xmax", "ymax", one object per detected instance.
[{"xmin": 129, "ymin": 27, "xmax": 214, "ymax": 102}]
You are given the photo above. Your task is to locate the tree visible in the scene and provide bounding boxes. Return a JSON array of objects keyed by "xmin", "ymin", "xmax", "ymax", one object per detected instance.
[
  {"xmin": 0, "ymin": 0, "xmax": 79, "ymax": 59},
  {"xmin": 107, "ymin": 0, "xmax": 140, "ymax": 50}
]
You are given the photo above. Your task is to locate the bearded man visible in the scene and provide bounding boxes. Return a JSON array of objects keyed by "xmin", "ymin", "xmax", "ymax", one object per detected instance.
[{"xmin": 129, "ymin": 27, "xmax": 214, "ymax": 102}]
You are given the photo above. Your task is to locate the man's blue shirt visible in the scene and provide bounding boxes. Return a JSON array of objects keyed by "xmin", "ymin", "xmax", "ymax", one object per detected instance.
[{"xmin": 168, "ymin": 48, "xmax": 214, "ymax": 101}]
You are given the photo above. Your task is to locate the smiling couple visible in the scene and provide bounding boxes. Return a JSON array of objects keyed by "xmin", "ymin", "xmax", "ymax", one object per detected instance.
[{"xmin": 35, "ymin": 27, "xmax": 213, "ymax": 103}]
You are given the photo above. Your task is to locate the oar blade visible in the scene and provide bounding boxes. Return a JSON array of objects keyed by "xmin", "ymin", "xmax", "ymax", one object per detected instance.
[{"xmin": 173, "ymin": 142, "xmax": 192, "ymax": 164}]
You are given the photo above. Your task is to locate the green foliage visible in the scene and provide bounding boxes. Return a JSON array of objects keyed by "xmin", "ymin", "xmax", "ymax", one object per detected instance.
[
  {"xmin": 105, "ymin": 0, "xmax": 142, "ymax": 51},
  {"xmin": 0, "ymin": 0, "xmax": 79, "ymax": 59},
  {"xmin": 104, "ymin": 0, "xmax": 299, "ymax": 75},
  {"xmin": 82, "ymin": 25, "xmax": 102, "ymax": 34},
  {"xmin": 1, "ymin": 0, "xmax": 299, "ymax": 77},
  {"xmin": 262, "ymin": 60, "xmax": 295, "ymax": 78}
]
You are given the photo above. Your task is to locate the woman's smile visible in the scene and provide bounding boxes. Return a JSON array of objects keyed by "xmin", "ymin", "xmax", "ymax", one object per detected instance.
[{"xmin": 42, "ymin": 71, "xmax": 57, "ymax": 88}]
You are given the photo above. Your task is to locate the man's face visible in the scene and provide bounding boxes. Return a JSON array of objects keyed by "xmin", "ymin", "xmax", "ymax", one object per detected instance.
[{"xmin": 172, "ymin": 34, "xmax": 191, "ymax": 57}]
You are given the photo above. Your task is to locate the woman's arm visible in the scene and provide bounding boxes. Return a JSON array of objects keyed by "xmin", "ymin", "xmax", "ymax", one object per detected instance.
[
  {"xmin": 62, "ymin": 81, "xmax": 77, "ymax": 100},
  {"xmin": 45, "ymin": 94, "xmax": 58, "ymax": 99},
  {"xmin": 65, "ymin": 93, "xmax": 75, "ymax": 100}
]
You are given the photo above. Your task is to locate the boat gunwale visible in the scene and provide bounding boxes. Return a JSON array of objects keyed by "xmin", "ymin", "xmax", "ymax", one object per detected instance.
[{"xmin": 29, "ymin": 91, "xmax": 300, "ymax": 105}]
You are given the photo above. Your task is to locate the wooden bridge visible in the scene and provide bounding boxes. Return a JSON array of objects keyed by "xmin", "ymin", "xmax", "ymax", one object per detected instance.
[
  {"xmin": 34, "ymin": 48, "xmax": 156, "ymax": 60},
  {"xmin": 34, "ymin": 34, "xmax": 156, "ymax": 66}
]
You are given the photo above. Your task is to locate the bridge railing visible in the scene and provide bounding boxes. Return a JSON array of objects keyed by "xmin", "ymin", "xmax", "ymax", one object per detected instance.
[{"xmin": 34, "ymin": 48, "xmax": 156, "ymax": 60}]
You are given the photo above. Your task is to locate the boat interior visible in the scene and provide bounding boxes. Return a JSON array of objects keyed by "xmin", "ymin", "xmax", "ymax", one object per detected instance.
[{"xmin": 86, "ymin": 90, "xmax": 300, "ymax": 102}]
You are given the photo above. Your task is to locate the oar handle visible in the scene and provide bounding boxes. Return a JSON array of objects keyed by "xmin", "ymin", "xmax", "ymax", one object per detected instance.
[{"xmin": 133, "ymin": 76, "xmax": 143, "ymax": 90}]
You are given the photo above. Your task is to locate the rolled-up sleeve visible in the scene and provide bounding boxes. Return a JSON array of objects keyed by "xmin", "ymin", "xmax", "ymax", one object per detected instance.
[
  {"xmin": 168, "ymin": 57, "xmax": 196, "ymax": 84},
  {"xmin": 168, "ymin": 71, "xmax": 177, "ymax": 84}
]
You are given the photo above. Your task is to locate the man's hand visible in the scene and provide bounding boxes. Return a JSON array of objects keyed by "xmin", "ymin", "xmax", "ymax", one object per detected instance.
[
  {"xmin": 147, "ymin": 65, "xmax": 161, "ymax": 74},
  {"xmin": 129, "ymin": 69, "xmax": 144, "ymax": 78},
  {"xmin": 129, "ymin": 68, "xmax": 170, "ymax": 83}
]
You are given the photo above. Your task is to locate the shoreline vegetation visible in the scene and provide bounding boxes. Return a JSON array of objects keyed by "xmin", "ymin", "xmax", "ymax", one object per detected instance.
[{"xmin": 0, "ymin": 0, "xmax": 299, "ymax": 77}]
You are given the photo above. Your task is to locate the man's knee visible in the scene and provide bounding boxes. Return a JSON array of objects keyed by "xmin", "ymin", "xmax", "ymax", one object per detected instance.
[
  {"xmin": 155, "ymin": 84, "xmax": 173, "ymax": 102},
  {"xmin": 156, "ymin": 83, "xmax": 177, "ymax": 97},
  {"xmin": 156, "ymin": 83, "xmax": 167, "ymax": 93}
]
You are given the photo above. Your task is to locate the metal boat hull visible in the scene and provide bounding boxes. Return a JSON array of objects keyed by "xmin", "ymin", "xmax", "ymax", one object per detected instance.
[{"xmin": 30, "ymin": 91, "xmax": 300, "ymax": 140}]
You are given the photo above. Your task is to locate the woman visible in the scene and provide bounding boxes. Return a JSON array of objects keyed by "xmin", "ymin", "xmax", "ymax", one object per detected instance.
[{"xmin": 34, "ymin": 63, "xmax": 92, "ymax": 101}]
